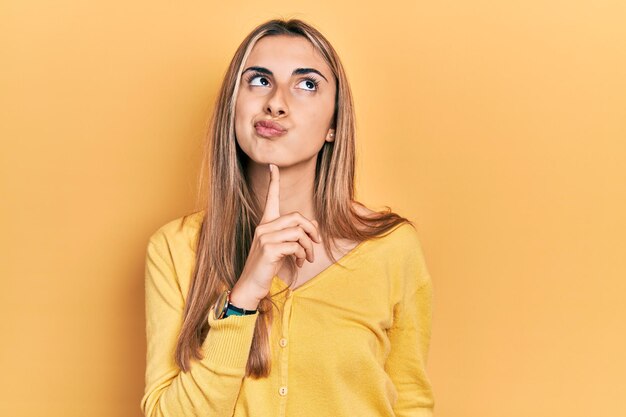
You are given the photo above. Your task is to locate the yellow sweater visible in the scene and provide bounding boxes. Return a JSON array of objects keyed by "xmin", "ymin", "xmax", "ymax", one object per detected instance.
[{"xmin": 141, "ymin": 211, "xmax": 435, "ymax": 417}]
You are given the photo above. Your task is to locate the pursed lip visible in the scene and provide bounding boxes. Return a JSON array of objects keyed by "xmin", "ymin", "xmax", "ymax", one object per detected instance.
[{"xmin": 254, "ymin": 119, "xmax": 287, "ymax": 132}]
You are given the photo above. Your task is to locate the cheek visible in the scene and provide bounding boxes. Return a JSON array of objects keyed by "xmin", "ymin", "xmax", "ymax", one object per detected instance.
[
  {"xmin": 234, "ymin": 94, "xmax": 246, "ymax": 119},
  {"xmin": 234, "ymin": 101, "xmax": 250, "ymax": 145},
  {"xmin": 235, "ymin": 88, "xmax": 257, "ymax": 112},
  {"xmin": 297, "ymin": 94, "xmax": 334, "ymax": 122},
  {"xmin": 235, "ymin": 96, "xmax": 255, "ymax": 129},
  {"xmin": 297, "ymin": 106, "xmax": 331, "ymax": 136}
]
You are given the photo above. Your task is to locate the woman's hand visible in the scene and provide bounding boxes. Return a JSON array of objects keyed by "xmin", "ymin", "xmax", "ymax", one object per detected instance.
[{"xmin": 229, "ymin": 163, "xmax": 321, "ymax": 310}]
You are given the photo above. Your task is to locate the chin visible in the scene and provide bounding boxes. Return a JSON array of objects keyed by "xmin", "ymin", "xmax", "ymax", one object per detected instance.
[{"xmin": 243, "ymin": 149, "xmax": 280, "ymax": 166}]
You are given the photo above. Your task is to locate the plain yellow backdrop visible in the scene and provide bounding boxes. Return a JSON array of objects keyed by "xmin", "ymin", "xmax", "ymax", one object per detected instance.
[{"xmin": 1, "ymin": 1, "xmax": 625, "ymax": 416}]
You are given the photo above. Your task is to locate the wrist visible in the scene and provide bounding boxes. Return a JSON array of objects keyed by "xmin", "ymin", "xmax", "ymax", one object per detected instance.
[{"xmin": 229, "ymin": 286, "xmax": 261, "ymax": 311}]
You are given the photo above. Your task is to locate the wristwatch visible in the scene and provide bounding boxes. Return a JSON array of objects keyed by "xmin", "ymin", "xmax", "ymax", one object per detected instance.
[{"xmin": 213, "ymin": 289, "xmax": 258, "ymax": 319}]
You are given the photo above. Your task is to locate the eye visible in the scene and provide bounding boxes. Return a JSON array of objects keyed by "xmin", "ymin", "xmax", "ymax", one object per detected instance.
[
  {"xmin": 245, "ymin": 72, "xmax": 270, "ymax": 87},
  {"xmin": 297, "ymin": 77, "xmax": 320, "ymax": 92}
]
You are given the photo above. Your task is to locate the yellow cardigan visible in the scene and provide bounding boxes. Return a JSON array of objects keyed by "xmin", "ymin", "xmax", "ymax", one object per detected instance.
[{"xmin": 141, "ymin": 211, "xmax": 435, "ymax": 417}]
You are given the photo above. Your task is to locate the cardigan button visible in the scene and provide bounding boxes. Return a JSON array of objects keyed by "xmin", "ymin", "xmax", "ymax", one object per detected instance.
[
  {"xmin": 279, "ymin": 338, "xmax": 288, "ymax": 347},
  {"xmin": 279, "ymin": 386, "xmax": 288, "ymax": 396}
]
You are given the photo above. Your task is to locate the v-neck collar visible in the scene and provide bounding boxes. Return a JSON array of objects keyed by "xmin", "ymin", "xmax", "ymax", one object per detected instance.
[{"xmin": 272, "ymin": 237, "xmax": 372, "ymax": 294}]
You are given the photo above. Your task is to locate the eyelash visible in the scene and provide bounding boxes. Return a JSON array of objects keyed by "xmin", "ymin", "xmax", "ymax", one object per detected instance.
[{"xmin": 244, "ymin": 71, "xmax": 320, "ymax": 91}]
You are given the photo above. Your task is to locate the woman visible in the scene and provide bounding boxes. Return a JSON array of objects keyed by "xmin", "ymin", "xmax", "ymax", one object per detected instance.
[{"xmin": 141, "ymin": 18, "xmax": 435, "ymax": 417}]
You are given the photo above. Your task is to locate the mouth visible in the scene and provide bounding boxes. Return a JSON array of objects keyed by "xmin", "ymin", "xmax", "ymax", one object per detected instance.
[{"xmin": 254, "ymin": 120, "xmax": 288, "ymax": 139}]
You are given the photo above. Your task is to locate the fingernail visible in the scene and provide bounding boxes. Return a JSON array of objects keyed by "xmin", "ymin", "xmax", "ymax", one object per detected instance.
[{"xmin": 269, "ymin": 164, "xmax": 273, "ymax": 173}]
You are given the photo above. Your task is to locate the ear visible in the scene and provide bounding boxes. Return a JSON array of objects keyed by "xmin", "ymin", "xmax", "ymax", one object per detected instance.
[{"xmin": 326, "ymin": 128, "xmax": 336, "ymax": 142}]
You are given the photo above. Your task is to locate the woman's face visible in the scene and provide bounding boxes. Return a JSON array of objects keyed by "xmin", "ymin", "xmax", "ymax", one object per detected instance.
[{"xmin": 234, "ymin": 35, "xmax": 337, "ymax": 169}]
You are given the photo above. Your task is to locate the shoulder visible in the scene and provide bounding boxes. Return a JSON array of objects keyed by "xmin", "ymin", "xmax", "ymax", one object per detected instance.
[
  {"xmin": 148, "ymin": 210, "xmax": 205, "ymax": 253},
  {"xmin": 361, "ymin": 220, "xmax": 431, "ymax": 293},
  {"xmin": 370, "ymin": 222, "xmax": 422, "ymax": 255},
  {"xmin": 352, "ymin": 202, "xmax": 427, "ymax": 268},
  {"xmin": 382, "ymin": 223, "xmax": 431, "ymax": 289},
  {"xmin": 385, "ymin": 221, "xmax": 422, "ymax": 247}
]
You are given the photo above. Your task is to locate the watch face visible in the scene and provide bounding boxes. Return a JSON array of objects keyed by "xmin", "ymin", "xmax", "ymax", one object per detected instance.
[{"xmin": 214, "ymin": 290, "xmax": 230, "ymax": 319}]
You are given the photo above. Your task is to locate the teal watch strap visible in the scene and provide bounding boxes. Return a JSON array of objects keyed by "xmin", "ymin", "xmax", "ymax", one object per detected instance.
[{"xmin": 224, "ymin": 302, "xmax": 257, "ymax": 317}]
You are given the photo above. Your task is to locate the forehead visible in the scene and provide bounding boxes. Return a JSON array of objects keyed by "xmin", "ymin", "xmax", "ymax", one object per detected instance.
[{"xmin": 245, "ymin": 35, "xmax": 332, "ymax": 77}]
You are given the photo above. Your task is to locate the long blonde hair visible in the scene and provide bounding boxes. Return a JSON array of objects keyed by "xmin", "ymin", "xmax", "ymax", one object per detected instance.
[{"xmin": 175, "ymin": 18, "xmax": 412, "ymax": 378}]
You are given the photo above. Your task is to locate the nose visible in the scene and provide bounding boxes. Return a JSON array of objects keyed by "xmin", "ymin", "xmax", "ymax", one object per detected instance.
[{"xmin": 264, "ymin": 85, "xmax": 288, "ymax": 117}]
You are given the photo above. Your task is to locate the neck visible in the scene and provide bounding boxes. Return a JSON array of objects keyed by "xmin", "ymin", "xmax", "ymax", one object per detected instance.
[{"xmin": 246, "ymin": 157, "xmax": 318, "ymax": 222}]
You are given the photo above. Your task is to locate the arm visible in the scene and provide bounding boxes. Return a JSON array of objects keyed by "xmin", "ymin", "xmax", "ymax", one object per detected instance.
[
  {"xmin": 140, "ymin": 229, "xmax": 259, "ymax": 417},
  {"xmin": 385, "ymin": 229, "xmax": 435, "ymax": 417}
]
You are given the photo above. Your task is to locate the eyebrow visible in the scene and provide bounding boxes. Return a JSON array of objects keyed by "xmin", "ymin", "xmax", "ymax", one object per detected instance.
[{"xmin": 242, "ymin": 66, "xmax": 329, "ymax": 83}]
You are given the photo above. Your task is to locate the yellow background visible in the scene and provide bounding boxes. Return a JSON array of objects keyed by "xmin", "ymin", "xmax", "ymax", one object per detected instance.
[{"xmin": 1, "ymin": 1, "xmax": 624, "ymax": 416}]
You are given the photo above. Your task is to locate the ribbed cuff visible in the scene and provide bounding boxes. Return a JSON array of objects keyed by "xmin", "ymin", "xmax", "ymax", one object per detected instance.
[{"xmin": 201, "ymin": 308, "xmax": 260, "ymax": 370}]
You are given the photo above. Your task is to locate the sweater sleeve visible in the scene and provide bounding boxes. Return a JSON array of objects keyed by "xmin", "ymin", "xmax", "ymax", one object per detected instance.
[
  {"xmin": 140, "ymin": 229, "xmax": 259, "ymax": 417},
  {"xmin": 385, "ymin": 229, "xmax": 435, "ymax": 417}
]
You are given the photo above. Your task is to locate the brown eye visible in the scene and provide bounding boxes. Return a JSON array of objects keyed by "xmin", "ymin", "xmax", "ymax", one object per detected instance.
[
  {"xmin": 247, "ymin": 74, "xmax": 270, "ymax": 87},
  {"xmin": 297, "ymin": 78, "xmax": 320, "ymax": 91}
]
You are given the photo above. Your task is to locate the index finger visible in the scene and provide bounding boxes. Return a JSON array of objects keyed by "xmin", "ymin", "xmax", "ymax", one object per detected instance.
[{"xmin": 261, "ymin": 163, "xmax": 280, "ymax": 223}]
